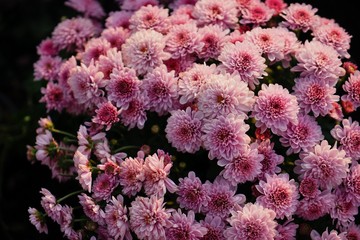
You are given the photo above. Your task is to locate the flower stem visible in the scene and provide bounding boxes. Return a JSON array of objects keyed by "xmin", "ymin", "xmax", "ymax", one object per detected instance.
[
  {"xmin": 57, "ymin": 189, "xmax": 85, "ymax": 203},
  {"xmin": 51, "ymin": 129, "xmax": 77, "ymax": 139},
  {"xmin": 113, "ymin": 145, "xmax": 139, "ymax": 153}
]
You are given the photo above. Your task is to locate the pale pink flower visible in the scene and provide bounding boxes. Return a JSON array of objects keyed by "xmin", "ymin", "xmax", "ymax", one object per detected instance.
[
  {"xmin": 35, "ymin": 130, "xmax": 58, "ymax": 166},
  {"xmin": 58, "ymin": 205, "xmax": 78, "ymax": 239},
  {"xmin": 199, "ymin": 215, "xmax": 226, "ymax": 240},
  {"xmin": 342, "ymin": 70, "xmax": 360, "ymax": 110},
  {"xmin": 73, "ymin": 150, "xmax": 93, "ymax": 192},
  {"xmin": 275, "ymin": 27, "xmax": 301, "ymax": 68},
  {"xmin": 310, "ymin": 228, "xmax": 347, "ymax": 240},
  {"xmin": 40, "ymin": 188, "xmax": 62, "ymax": 222},
  {"xmin": 240, "ymin": 1, "xmax": 274, "ymax": 26},
  {"xmin": 105, "ymin": 11, "xmax": 132, "ymax": 28},
  {"xmin": 275, "ymin": 220, "xmax": 298, "ymax": 240},
  {"xmin": 97, "ymin": 48, "xmax": 124, "ymax": 80},
  {"xmin": 224, "ymin": 202, "xmax": 277, "ymax": 240},
  {"xmin": 129, "ymin": 195, "xmax": 172, "ymax": 240},
  {"xmin": 344, "ymin": 164, "xmax": 360, "ymax": 204},
  {"xmin": 65, "ymin": 0, "xmax": 105, "ymax": 19},
  {"xmin": 265, "ymin": 0, "xmax": 287, "ymax": 15},
  {"xmin": 280, "ymin": 3, "xmax": 318, "ymax": 32},
  {"xmin": 33, "ymin": 55, "xmax": 62, "ymax": 81},
  {"xmin": 252, "ymin": 83, "xmax": 299, "ymax": 135},
  {"xmin": 201, "ymin": 114, "xmax": 250, "ymax": 161},
  {"xmin": 28, "ymin": 207, "xmax": 48, "ymax": 234},
  {"xmin": 79, "ymin": 37, "xmax": 112, "ymax": 65},
  {"xmin": 101, "ymin": 27, "xmax": 130, "ymax": 50},
  {"xmin": 120, "ymin": 0, "xmax": 159, "ymax": 11},
  {"xmin": 37, "ymin": 37, "xmax": 58, "ymax": 56},
  {"xmin": 58, "ymin": 56, "xmax": 77, "ymax": 89},
  {"xmin": 330, "ymin": 189, "xmax": 358, "ymax": 228},
  {"xmin": 119, "ymin": 156, "xmax": 145, "ymax": 197},
  {"xmin": 92, "ymin": 173, "xmax": 118, "ymax": 201},
  {"xmin": 40, "ymin": 82, "xmax": 70, "ymax": 113},
  {"xmin": 122, "ymin": 29, "xmax": 171, "ymax": 75},
  {"xmin": 76, "ymin": 124, "xmax": 106, "ymax": 157},
  {"xmin": 78, "ymin": 193, "xmax": 105, "ymax": 225},
  {"xmin": 329, "ymin": 102, "xmax": 344, "ymax": 121},
  {"xmin": 293, "ymin": 76, "xmax": 339, "ymax": 117},
  {"xmin": 197, "ymin": 25, "xmax": 230, "ymax": 60},
  {"xmin": 256, "ymin": 173, "xmax": 299, "ymax": 219},
  {"xmin": 299, "ymin": 177, "xmax": 321, "ymax": 199},
  {"xmin": 218, "ymin": 41, "xmax": 267, "ymax": 90},
  {"xmin": 120, "ymin": 94, "xmax": 149, "ymax": 129},
  {"xmin": 129, "ymin": 5, "xmax": 170, "ymax": 34},
  {"xmin": 92, "ymin": 101, "xmax": 121, "ymax": 131},
  {"xmin": 295, "ymin": 140, "xmax": 351, "ymax": 190}
]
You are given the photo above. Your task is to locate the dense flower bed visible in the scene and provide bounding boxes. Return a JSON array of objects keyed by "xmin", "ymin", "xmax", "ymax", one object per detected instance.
[{"xmin": 27, "ymin": 0, "xmax": 360, "ymax": 239}]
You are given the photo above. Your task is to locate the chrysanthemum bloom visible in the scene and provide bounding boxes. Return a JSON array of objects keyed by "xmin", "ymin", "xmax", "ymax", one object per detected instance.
[
  {"xmin": 293, "ymin": 76, "xmax": 339, "ymax": 117},
  {"xmin": 33, "ymin": 55, "xmax": 62, "ymax": 81},
  {"xmin": 91, "ymin": 173, "xmax": 118, "ymax": 201},
  {"xmin": 28, "ymin": 207, "xmax": 48, "ymax": 234},
  {"xmin": 96, "ymin": 48, "xmax": 124, "ymax": 80},
  {"xmin": 193, "ymin": 0, "xmax": 238, "ymax": 29},
  {"xmin": 218, "ymin": 144, "xmax": 263, "ymax": 185},
  {"xmin": 79, "ymin": 37, "xmax": 112, "ymax": 66},
  {"xmin": 120, "ymin": 94, "xmax": 149, "ymax": 130},
  {"xmin": 165, "ymin": 107, "xmax": 203, "ymax": 153},
  {"xmin": 254, "ymin": 140, "xmax": 284, "ymax": 180},
  {"xmin": 312, "ymin": 22, "xmax": 352, "ymax": 59},
  {"xmin": 331, "ymin": 118, "xmax": 360, "ymax": 160},
  {"xmin": 310, "ymin": 228, "xmax": 347, "ymax": 240},
  {"xmin": 197, "ymin": 73, "xmax": 255, "ymax": 119},
  {"xmin": 142, "ymin": 65, "xmax": 178, "ymax": 115},
  {"xmin": 265, "ymin": 0, "xmax": 287, "ymax": 15},
  {"xmin": 104, "ymin": 195, "xmax": 132, "ymax": 240},
  {"xmin": 165, "ymin": 209, "xmax": 208, "ymax": 240},
  {"xmin": 218, "ymin": 41, "xmax": 267, "ymax": 90},
  {"xmin": 275, "ymin": 220, "xmax": 298, "ymax": 240},
  {"xmin": 343, "ymin": 61, "xmax": 358, "ymax": 75},
  {"xmin": 344, "ymin": 164, "xmax": 360, "ymax": 204},
  {"xmin": 280, "ymin": 3, "xmax": 318, "ymax": 32},
  {"xmin": 296, "ymin": 190, "xmax": 335, "ymax": 221},
  {"xmin": 105, "ymin": 10, "xmax": 132, "ymax": 28},
  {"xmin": 329, "ymin": 102, "xmax": 344, "ymax": 121},
  {"xmin": 58, "ymin": 56, "xmax": 77, "ymax": 89},
  {"xmin": 274, "ymin": 27, "xmax": 301, "ymax": 67},
  {"xmin": 295, "ymin": 140, "xmax": 351, "ymax": 190},
  {"xmin": 197, "ymin": 25, "xmax": 230, "ymax": 61},
  {"xmin": 178, "ymin": 63, "xmax": 217, "ymax": 104},
  {"xmin": 101, "ymin": 27, "xmax": 130, "ymax": 50},
  {"xmin": 40, "ymin": 82, "xmax": 70, "ymax": 113},
  {"xmin": 35, "ymin": 130, "xmax": 58, "ymax": 166},
  {"xmin": 252, "ymin": 83, "xmax": 299, "ymax": 135},
  {"xmin": 291, "ymin": 40, "xmax": 345, "ymax": 86},
  {"xmin": 224, "ymin": 202, "xmax": 277, "ymax": 240},
  {"xmin": 129, "ymin": 5, "xmax": 170, "ymax": 34},
  {"xmin": 256, "ymin": 173, "xmax": 299, "ymax": 219},
  {"xmin": 40, "ymin": 188, "xmax": 62, "ymax": 222},
  {"xmin": 76, "ymin": 124, "xmax": 106, "ymax": 157},
  {"xmin": 342, "ymin": 71, "xmax": 360, "ymax": 110},
  {"xmin": 240, "ymin": 1, "xmax": 275, "ymax": 26},
  {"xmin": 203, "ymin": 177, "xmax": 245, "ymax": 218},
  {"xmin": 129, "ymin": 195, "xmax": 172, "ymax": 240},
  {"xmin": 68, "ymin": 60, "xmax": 106, "ymax": 111},
  {"xmin": 143, "ymin": 152, "xmax": 177, "ymax": 197},
  {"xmin": 52, "ymin": 17, "xmax": 97, "ymax": 51},
  {"xmin": 168, "ymin": 4, "xmax": 196, "ymax": 25},
  {"xmin": 120, "ymin": 0, "xmax": 159, "ymax": 11},
  {"xmin": 200, "ymin": 215, "xmax": 226, "ymax": 240},
  {"xmin": 73, "ymin": 150, "xmax": 93, "ymax": 192},
  {"xmin": 65, "ymin": 0, "xmax": 105, "ymax": 19},
  {"xmin": 202, "ymin": 114, "xmax": 250, "ymax": 161},
  {"xmin": 92, "ymin": 101, "xmax": 121, "ymax": 131},
  {"xmin": 299, "ymin": 177, "xmax": 321, "ymax": 199},
  {"xmin": 118, "ymin": 156, "xmax": 145, "ymax": 197},
  {"xmin": 37, "ymin": 37, "xmax": 58, "ymax": 56},
  {"xmin": 165, "ymin": 23, "xmax": 204, "ymax": 59},
  {"xmin": 344, "ymin": 223, "xmax": 360, "ymax": 240},
  {"xmin": 279, "ymin": 114, "xmax": 324, "ymax": 155},
  {"xmin": 78, "ymin": 193, "xmax": 105, "ymax": 225},
  {"xmin": 122, "ymin": 29, "xmax": 171, "ymax": 75},
  {"xmin": 330, "ymin": 188, "xmax": 358, "ymax": 228}
]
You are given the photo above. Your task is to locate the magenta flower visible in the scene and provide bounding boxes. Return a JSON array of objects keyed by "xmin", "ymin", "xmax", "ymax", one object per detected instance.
[
  {"xmin": 36, "ymin": 37, "xmax": 58, "ymax": 56},
  {"xmin": 40, "ymin": 82, "xmax": 69, "ymax": 113},
  {"xmin": 342, "ymin": 70, "xmax": 360, "ymax": 110},
  {"xmin": 200, "ymin": 215, "xmax": 226, "ymax": 240},
  {"xmin": 129, "ymin": 5, "xmax": 170, "ymax": 34},
  {"xmin": 92, "ymin": 101, "xmax": 121, "ymax": 131},
  {"xmin": 330, "ymin": 188, "xmax": 359, "ymax": 228},
  {"xmin": 344, "ymin": 164, "xmax": 360, "ymax": 204},
  {"xmin": 28, "ymin": 207, "xmax": 48, "ymax": 234},
  {"xmin": 33, "ymin": 55, "xmax": 62, "ymax": 81},
  {"xmin": 119, "ymin": 156, "xmax": 145, "ymax": 197},
  {"xmin": 224, "ymin": 202, "xmax": 277, "ymax": 240},
  {"xmin": 299, "ymin": 177, "xmax": 321, "ymax": 199},
  {"xmin": 265, "ymin": 0, "xmax": 287, "ymax": 15},
  {"xmin": 280, "ymin": 3, "xmax": 318, "ymax": 32}
]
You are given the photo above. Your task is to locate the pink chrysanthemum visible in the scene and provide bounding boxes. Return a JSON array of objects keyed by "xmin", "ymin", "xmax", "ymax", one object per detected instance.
[
  {"xmin": 203, "ymin": 177, "xmax": 246, "ymax": 219},
  {"xmin": 76, "ymin": 124, "xmax": 106, "ymax": 158},
  {"xmin": 295, "ymin": 140, "xmax": 351, "ymax": 190},
  {"xmin": 275, "ymin": 220, "xmax": 298, "ymax": 240},
  {"xmin": 106, "ymin": 67, "xmax": 140, "ymax": 109},
  {"xmin": 73, "ymin": 150, "xmax": 93, "ymax": 192},
  {"xmin": 344, "ymin": 223, "xmax": 360, "ymax": 240},
  {"xmin": 342, "ymin": 71, "xmax": 360, "ymax": 110},
  {"xmin": 40, "ymin": 82, "xmax": 70, "ymax": 112},
  {"xmin": 40, "ymin": 188, "xmax": 62, "ymax": 222},
  {"xmin": 91, "ymin": 173, "xmax": 118, "ymax": 201},
  {"xmin": 120, "ymin": 0, "xmax": 159, "ymax": 11},
  {"xmin": 52, "ymin": 17, "xmax": 97, "ymax": 51},
  {"xmin": 33, "ymin": 55, "xmax": 62, "ymax": 81},
  {"xmin": 120, "ymin": 94, "xmax": 149, "ymax": 130},
  {"xmin": 330, "ymin": 188, "xmax": 358, "ymax": 228},
  {"xmin": 58, "ymin": 56, "xmax": 77, "ymax": 89},
  {"xmin": 129, "ymin": 5, "xmax": 170, "ymax": 34},
  {"xmin": 279, "ymin": 114, "xmax": 324, "ymax": 155},
  {"xmin": 291, "ymin": 40, "xmax": 345, "ymax": 86},
  {"xmin": 331, "ymin": 118, "xmax": 360, "ymax": 160},
  {"xmin": 200, "ymin": 215, "xmax": 226, "ymax": 240},
  {"xmin": 79, "ymin": 37, "xmax": 112, "ymax": 66},
  {"xmin": 28, "ymin": 207, "xmax": 48, "ymax": 234},
  {"xmin": 197, "ymin": 73, "xmax": 255, "ymax": 119},
  {"xmin": 176, "ymin": 171, "xmax": 210, "ymax": 213},
  {"xmin": 193, "ymin": 0, "xmax": 238, "ymax": 29},
  {"xmin": 165, "ymin": 209, "xmax": 208, "ymax": 240},
  {"xmin": 78, "ymin": 193, "xmax": 105, "ymax": 225},
  {"xmin": 218, "ymin": 144, "xmax": 263, "ymax": 185},
  {"xmin": 224, "ymin": 202, "xmax": 277, "ymax": 240},
  {"xmin": 293, "ymin": 76, "xmax": 339, "ymax": 117},
  {"xmin": 240, "ymin": 1, "xmax": 274, "ymax": 26},
  {"xmin": 296, "ymin": 190, "xmax": 334, "ymax": 221},
  {"xmin": 280, "ymin": 3, "xmax": 318, "ymax": 32},
  {"xmin": 92, "ymin": 101, "xmax": 121, "ymax": 131},
  {"xmin": 37, "ymin": 37, "xmax": 58, "ymax": 56},
  {"xmin": 96, "ymin": 48, "xmax": 124, "ymax": 80},
  {"xmin": 202, "ymin": 114, "xmax": 250, "ymax": 161},
  {"xmin": 163, "ymin": 55, "xmax": 195, "ymax": 76},
  {"xmin": 165, "ymin": 107, "xmax": 203, "ymax": 153},
  {"xmin": 104, "ymin": 195, "xmax": 132, "ymax": 240},
  {"xmin": 101, "ymin": 27, "xmax": 130, "ymax": 50},
  {"xmin": 197, "ymin": 25, "xmax": 230, "ymax": 60},
  {"xmin": 141, "ymin": 65, "xmax": 178, "ymax": 115},
  {"xmin": 35, "ymin": 130, "xmax": 58, "ymax": 166},
  {"xmin": 65, "ymin": 0, "xmax": 105, "ymax": 19},
  {"xmin": 105, "ymin": 10, "xmax": 132, "ymax": 28},
  {"xmin": 310, "ymin": 228, "xmax": 347, "ymax": 240},
  {"xmin": 299, "ymin": 177, "xmax": 321, "ymax": 199},
  {"xmin": 122, "ymin": 29, "xmax": 171, "ymax": 75},
  {"xmin": 118, "ymin": 156, "xmax": 145, "ymax": 197},
  {"xmin": 129, "ymin": 195, "xmax": 172, "ymax": 240},
  {"xmin": 165, "ymin": 23, "xmax": 204, "ymax": 59},
  {"xmin": 256, "ymin": 173, "xmax": 299, "ymax": 219},
  {"xmin": 252, "ymin": 83, "xmax": 299, "ymax": 135},
  {"xmin": 275, "ymin": 27, "xmax": 301, "ymax": 67},
  {"xmin": 344, "ymin": 164, "xmax": 360, "ymax": 204},
  {"xmin": 218, "ymin": 41, "xmax": 267, "ymax": 90},
  {"xmin": 265, "ymin": 0, "xmax": 287, "ymax": 15}
]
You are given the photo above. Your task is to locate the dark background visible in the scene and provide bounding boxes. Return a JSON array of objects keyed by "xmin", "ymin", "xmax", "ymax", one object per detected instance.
[{"xmin": 0, "ymin": 0, "xmax": 359, "ymax": 239}]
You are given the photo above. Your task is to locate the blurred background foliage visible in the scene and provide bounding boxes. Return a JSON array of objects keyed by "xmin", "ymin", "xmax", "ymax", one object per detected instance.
[{"xmin": 0, "ymin": 0, "xmax": 359, "ymax": 239}]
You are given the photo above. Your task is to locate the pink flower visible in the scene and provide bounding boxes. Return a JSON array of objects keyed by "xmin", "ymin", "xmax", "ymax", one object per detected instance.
[
  {"xmin": 342, "ymin": 70, "xmax": 360, "ymax": 110},
  {"xmin": 119, "ymin": 156, "xmax": 145, "ymax": 197},
  {"xmin": 40, "ymin": 82, "xmax": 70, "ymax": 112},
  {"xmin": 275, "ymin": 220, "xmax": 298, "ymax": 240},
  {"xmin": 344, "ymin": 223, "xmax": 360, "ymax": 240},
  {"xmin": 240, "ymin": 1, "xmax": 274, "ymax": 26},
  {"xmin": 79, "ymin": 37, "xmax": 112, "ymax": 65},
  {"xmin": 299, "ymin": 177, "xmax": 321, "ymax": 199},
  {"xmin": 224, "ymin": 202, "xmax": 277, "ymax": 240},
  {"xmin": 92, "ymin": 101, "xmax": 121, "ymax": 131},
  {"xmin": 33, "ymin": 55, "xmax": 62, "ymax": 81},
  {"xmin": 279, "ymin": 114, "xmax": 324, "ymax": 155},
  {"xmin": 176, "ymin": 171, "xmax": 210, "ymax": 213},
  {"xmin": 163, "ymin": 55, "xmax": 195, "ymax": 76},
  {"xmin": 252, "ymin": 83, "xmax": 299, "ymax": 135},
  {"xmin": 129, "ymin": 195, "xmax": 172, "ymax": 240},
  {"xmin": 193, "ymin": 0, "xmax": 239, "ymax": 29},
  {"xmin": 129, "ymin": 5, "xmax": 170, "ymax": 34},
  {"xmin": 293, "ymin": 76, "xmax": 339, "ymax": 117},
  {"xmin": 101, "ymin": 27, "xmax": 130, "ymax": 50},
  {"xmin": 280, "ymin": 3, "xmax": 318, "ymax": 32},
  {"xmin": 73, "ymin": 150, "xmax": 93, "ymax": 192},
  {"xmin": 344, "ymin": 164, "xmax": 360, "ymax": 204},
  {"xmin": 105, "ymin": 10, "xmax": 132, "ymax": 28},
  {"xmin": 65, "ymin": 0, "xmax": 105, "ymax": 19},
  {"xmin": 78, "ymin": 193, "xmax": 105, "ymax": 225},
  {"xmin": 96, "ymin": 48, "xmax": 124, "ymax": 80},
  {"xmin": 119, "ymin": 94, "xmax": 149, "ymax": 129},
  {"xmin": 40, "ymin": 188, "xmax": 62, "ymax": 222},
  {"xmin": 165, "ymin": 107, "xmax": 203, "ymax": 153},
  {"xmin": 35, "ymin": 130, "xmax": 58, "ymax": 166},
  {"xmin": 218, "ymin": 41, "xmax": 267, "ymax": 90},
  {"xmin": 330, "ymin": 188, "xmax": 358, "ymax": 228},
  {"xmin": 28, "ymin": 207, "xmax": 48, "ymax": 234},
  {"xmin": 36, "ymin": 37, "xmax": 58, "ymax": 56},
  {"xmin": 199, "ymin": 215, "xmax": 226, "ymax": 240},
  {"xmin": 331, "ymin": 118, "xmax": 360, "ymax": 160},
  {"xmin": 256, "ymin": 173, "xmax": 299, "ymax": 219},
  {"xmin": 91, "ymin": 173, "xmax": 118, "ymax": 201},
  {"xmin": 197, "ymin": 25, "xmax": 230, "ymax": 60},
  {"xmin": 165, "ymin": 209, "xmax": 208, "ymax": 240},
  {"xmin": 201, "ymin": 114, "xmax": 250, "ymax": 161},
  {"xmin": 310, "ymin": 228, "xmax": 347, "ymax": 240},
  {"xmin": 295, "ymin": 140, "xmax": 351, "ymax": 190},
  {"xmin": 265, "ymin": 0, "xmax": 287, "ymax": 15},
  {"xmin": 122, "ymin": 29, "xmax": 171, "ymax": 75}
]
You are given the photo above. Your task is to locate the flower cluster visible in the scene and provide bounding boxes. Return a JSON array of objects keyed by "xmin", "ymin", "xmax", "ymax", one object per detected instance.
[{"xmin": 28, "ymin": 0, "xmax": 360, "ymax": 239}]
